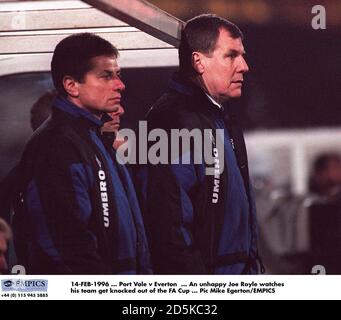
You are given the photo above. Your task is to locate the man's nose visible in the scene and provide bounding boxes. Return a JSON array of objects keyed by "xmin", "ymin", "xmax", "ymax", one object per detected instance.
[
  {"xmin": 115, "ymin": 78, "xmax": 126, "ymax": 92},
  {"xmin": 238, "ymin": 56, "xmax": 249, "ymax": 73}
]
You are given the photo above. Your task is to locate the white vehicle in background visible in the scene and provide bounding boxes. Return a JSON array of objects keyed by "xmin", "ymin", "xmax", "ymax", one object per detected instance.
[{"xmin": 1, "ymin": 0, "xmax": 341, "ymax": 274}]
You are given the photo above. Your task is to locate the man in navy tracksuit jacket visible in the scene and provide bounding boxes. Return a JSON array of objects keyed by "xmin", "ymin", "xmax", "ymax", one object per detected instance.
[
  {"xmin": 140, "ymin": 14, "xmax": 262, "ymax": 274},
  {"xmin": 13, "ymin": 33, "xmax": 151, "ymax": 274}
]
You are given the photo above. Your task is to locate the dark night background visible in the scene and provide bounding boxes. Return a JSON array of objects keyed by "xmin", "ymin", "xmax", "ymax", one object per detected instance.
[
  {"xmin": 143, "ymin": 0, "xmax": 341, "ymax": 131},
  {"xmin": 234, "ymin": 25, "xmax": 341, "ymax": 130}
]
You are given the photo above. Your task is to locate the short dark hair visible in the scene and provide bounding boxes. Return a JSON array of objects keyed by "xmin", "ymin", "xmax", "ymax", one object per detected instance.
[
  {"xmin": 179, "ymin": 14, "xmax": 243, "ymax": 77},
  {"xmin": 309, "ymin": 152, "xmax": 341, "ymax": 194},
  {"xmin": 313, "ymin": 153, "xmax": 341, "ymax": 174},
  {"xmin": 30, "ymin": 90, "xmax": 57, "ymax": 131},
  {"xmin": 51, "ymin": 33, "xmax": 119, "ymax": 97}
]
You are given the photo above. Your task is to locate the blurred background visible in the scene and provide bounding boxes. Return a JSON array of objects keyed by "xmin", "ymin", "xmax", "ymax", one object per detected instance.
[
  {"xmin": 147, "ymin": 0, "xmax": 341, "ymax": 129},
  {"xmin": 1, "ymin": 0, "xmax": 341, "ymax": 274}
]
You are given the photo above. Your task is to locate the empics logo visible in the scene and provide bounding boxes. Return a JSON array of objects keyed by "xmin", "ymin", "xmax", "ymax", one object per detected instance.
[
  {"xmin": 1, "ymin": 279, "xmax": 48, "ymax": 292},
  {"xmin": 3, "ymin": 280, "xmax": 13, "ymax": 287}
]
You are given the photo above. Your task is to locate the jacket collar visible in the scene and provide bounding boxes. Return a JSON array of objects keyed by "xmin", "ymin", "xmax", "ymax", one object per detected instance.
[
  {"xmin": 168, "ymin": 73, "xmax": 227, "ymax": 118},
  {"xmin": 53, "ymin": 96, "xmax": 112, "ymax": 128}
]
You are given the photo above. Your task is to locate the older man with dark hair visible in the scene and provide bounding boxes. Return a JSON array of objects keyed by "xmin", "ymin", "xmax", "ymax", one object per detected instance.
[{"xmin": 141, "ymin": 14, "xmax": 261, "ymax": 274}]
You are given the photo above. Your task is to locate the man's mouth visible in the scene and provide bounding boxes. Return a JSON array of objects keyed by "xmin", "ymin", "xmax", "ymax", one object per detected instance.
[
  {"xmin": 232, "ymin": 80, "xmax": 243, "ymax": 84},
  {"xmin": 109, "ymin": 96, "xmax": 121, "ymax": 102}
]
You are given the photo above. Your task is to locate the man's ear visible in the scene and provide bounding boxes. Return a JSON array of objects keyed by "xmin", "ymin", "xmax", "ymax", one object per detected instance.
[
  {"xmin": 191, "ymin": 52, "xmax": 205, "ymax": 75},
  {"xmin": 63, "ymin": 76, "xmax": 79, "ymax": 97}
]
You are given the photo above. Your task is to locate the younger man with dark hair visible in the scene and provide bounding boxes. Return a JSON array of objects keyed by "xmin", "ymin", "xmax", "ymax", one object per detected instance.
[{"xmin": 13, "ymin": 33, "xmax": 151, "ymax": 274}]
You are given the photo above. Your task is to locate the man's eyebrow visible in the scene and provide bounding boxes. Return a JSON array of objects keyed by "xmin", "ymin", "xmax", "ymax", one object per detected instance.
[
  {"xmin": 228, "ymin": 49, "xmax": 246, "ymax": 55},
  {"xmin": 100, "ymin": 69, "xmax": 121, "ymax": 75}
]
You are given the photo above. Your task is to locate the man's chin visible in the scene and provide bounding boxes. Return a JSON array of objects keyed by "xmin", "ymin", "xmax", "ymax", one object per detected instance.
[
  {"xmin": 228, "ymin": 90, "xmax": 242, "ymax": 99},
  {"xmin": 107, "ymin": 102, "xmax": 121, "ymax": 110}
]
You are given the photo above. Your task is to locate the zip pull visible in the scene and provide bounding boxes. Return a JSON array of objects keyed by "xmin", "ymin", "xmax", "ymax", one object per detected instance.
[{"xmin": 230, "ymin": 138, "xmax": 235, "ymax": 150}]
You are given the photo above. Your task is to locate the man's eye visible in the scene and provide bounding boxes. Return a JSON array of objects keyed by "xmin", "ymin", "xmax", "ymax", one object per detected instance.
[{"xmin": 227, "ymin": 53, "xmax": 237, "ymax": 59}]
